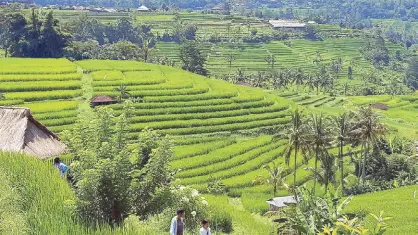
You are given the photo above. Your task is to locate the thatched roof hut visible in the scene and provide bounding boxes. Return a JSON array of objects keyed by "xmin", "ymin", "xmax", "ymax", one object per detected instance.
[
  {"xmin": 370, "ymin": 103, "xmax": 388, "ymax": 110},
  {"xmin": 0, "ymin": 107, "xmax": 67, "ymax": 159},
  {"xmin": 91, "ymin": 95, "xmax": 117, "ymax": 107}
]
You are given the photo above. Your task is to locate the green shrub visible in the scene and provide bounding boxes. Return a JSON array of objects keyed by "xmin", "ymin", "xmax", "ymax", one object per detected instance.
[{"xmin": 209, "ymin": 207, "xmax": 233, "ymax": 233}]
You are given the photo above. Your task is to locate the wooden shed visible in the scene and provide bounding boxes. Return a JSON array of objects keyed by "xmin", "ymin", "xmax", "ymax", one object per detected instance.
[
  {"xmin": 0, "ymin": 107, "xmax": 67, "ymax": 160},
  {"xmin": 91, "ymin": 95, "xmax": 117, "ymax": 107}
]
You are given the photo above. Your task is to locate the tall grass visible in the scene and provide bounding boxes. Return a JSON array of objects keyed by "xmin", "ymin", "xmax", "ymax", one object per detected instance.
[
  {"xmin": 0, "ymin": 170, "xmax": 28, "ymax": 234},
  {"xmin": 0, "ymin": 152, "xmax": 156, "ymax": 235}
]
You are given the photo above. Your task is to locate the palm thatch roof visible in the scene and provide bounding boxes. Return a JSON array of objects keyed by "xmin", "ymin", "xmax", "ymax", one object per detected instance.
[
  {"xmin": 91, "ymin": 95, "xmax": 116, "ymax": 103},
  {"xmin": 370, "ymin": 103, "xmax": 388, "ymax": 110},
  {"xmin": 0, "ymin": 106, "xmax": 66, "ymax": 159}
]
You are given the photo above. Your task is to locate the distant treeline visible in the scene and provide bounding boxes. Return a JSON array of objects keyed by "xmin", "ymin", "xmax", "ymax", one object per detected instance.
[{"xmin": 30, "ymin": 0, "xmax": 418, "ymax": 21}]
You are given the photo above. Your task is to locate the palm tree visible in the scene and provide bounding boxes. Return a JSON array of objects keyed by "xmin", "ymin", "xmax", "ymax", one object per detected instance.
[
  {"xmin": 226, "ymin": 53, "xmax": 236, "ymax": 75},
  {"xmin": 114, "ymin": 84, "xmax": 130, "ymax": 102},
  {"xmin": 305, "ymin": 73, "xmax": 315, "ymax": 92},
  {"xmin": 264, "ymin": 54, "xmax": 276, "ymax": 69},
  {"xmin": 293, "ymin": 68, "xmax": 305, "ymax": 90},
  {"xmin": 140, "ymin": 36, "xmax": 155, "ymax": 62},
  {"xmin": 332, "ymin": 112, "xmax": 355, "ymax": 192},
  {"xmin": 307, "ymin": 151, "xmax": 337, "ymax": 192},
  {"xmin": 306, "ymin": 113, "xmax": 333, "ymax": 193},
  {"xmin": 264, "ymin": 162, "xmax": 287, "ymax": 197},
  {"xmin": 352, "ymin": 107, "xmax": 387, "ymax": 184},
  {"xmin": 283, "ymin": 110, "xmax": 309, "ymax": 193}
]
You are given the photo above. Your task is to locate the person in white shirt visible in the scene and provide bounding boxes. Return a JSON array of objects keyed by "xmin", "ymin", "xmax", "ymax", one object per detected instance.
[{"xmin": 200, "ymin": 220, "xmax": 211, "ymax": 235}]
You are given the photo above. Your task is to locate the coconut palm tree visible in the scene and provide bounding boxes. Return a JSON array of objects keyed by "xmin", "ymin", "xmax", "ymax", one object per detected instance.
[
  {"xmin": 352, "ymin": 107, "xmax": 387, "ymax": 184},
  {"xmin": 306, "ymin": 113, "xmax": 333, "ymax": 193},
  {"xmin": 264, "ymin": 162, "xmax": 287, "ymax": 197},
  {"xmin": 307, "ymin": 151, "xmax": 337, "ymax": 192},
  {"xmin": 264, "ymin": 53, "xmax": 276, "ymax": 69},
  {"xmin": 293, "ymin": 68, "xmax": 305, "ymax": 90},
  {"xmin": 114, "ymin": 84, "xmax": 131, "ymax": 102},
  {"xmin": 332, "ymin": 112, "xmax": 355, "ymax": 192},
  {"xmin": 226, "ymin": 53, "xmax": 236, "ymax": 75},
  {"xmin": 283, "ymin": 110, "xmax": 309, "ymax": 193}
]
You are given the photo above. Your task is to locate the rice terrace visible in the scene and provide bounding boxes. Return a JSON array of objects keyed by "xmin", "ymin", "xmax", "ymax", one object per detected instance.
[{"xmin": 0, "ymin": 1, "xmax": 418, "ymax": 235}]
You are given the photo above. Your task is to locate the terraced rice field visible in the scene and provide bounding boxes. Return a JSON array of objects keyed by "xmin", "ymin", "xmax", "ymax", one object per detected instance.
[
  {"xmin": 0, "ymin": 58, "xmax": 82, "ymax": 133},
  {"xmin": 75, "ymin": 60, "xmax": 292, "ymax": 138},
  {"xmin": 283, "ymin": 91, "xmax": 418, "ymax": 138},
  {"xmin": 1, "ymin": 58, "xmax": 415, "ymax": 218},
  {"xmin": 157, "ymin": 38, "xmax": 405, "ymax": 87}
]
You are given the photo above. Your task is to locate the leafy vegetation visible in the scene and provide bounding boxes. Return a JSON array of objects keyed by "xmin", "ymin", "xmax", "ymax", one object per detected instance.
[{"xmin": 0, "ymin": 1, "xmax": 417, "ymax": 232}]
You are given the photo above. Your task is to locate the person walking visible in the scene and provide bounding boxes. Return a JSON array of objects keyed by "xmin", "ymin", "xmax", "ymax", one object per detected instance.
[
  {"xmin": 53, "ymin": 157, "xmax": 69, "ymax": 178},
  {"xmin": 170, "ymin": 209, "xmax": 185, "ymax": 235},
  {"xmin": 200, "ymin": 220, "xmax": 211, "ymax": 235}
]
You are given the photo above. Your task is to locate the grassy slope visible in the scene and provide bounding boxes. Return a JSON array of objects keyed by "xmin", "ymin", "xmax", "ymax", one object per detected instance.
[
  {"xmin": 205, "ymin": 194, "xmax": 276, "ymax": 235},
  {"xmin": 0, "ymin": 170, "xmax": 27, "ymax": 234},
  {"xmin": 0, "ymin": 152, "xmax": 155, "ymax": 235},
  {"xmin": 346, "ymin": 186, "xmax": 418, "ymax": 235}
]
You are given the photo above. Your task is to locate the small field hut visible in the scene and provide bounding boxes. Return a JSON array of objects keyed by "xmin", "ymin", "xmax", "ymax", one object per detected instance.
[
  {"xmin": 137, "ymin": 5, "xmax": 150, "ymax": 12},
  {"xmin": 266, "ymin": 196, "xmax": 297, "ymax": 211},
  {"xmin": 370, "ymin": 103, "xmax": 388, "ymax": 110},
  {"xmin": 91, "ymin": 95, "xmax": 117, "ymax": 107},
  {"xmin": 0, "ymin": 107, "xmax": 66, "ymax": 159},
  {"xmin": 268, "ymin": 20, "xmax": 306, "ymax": 29}
]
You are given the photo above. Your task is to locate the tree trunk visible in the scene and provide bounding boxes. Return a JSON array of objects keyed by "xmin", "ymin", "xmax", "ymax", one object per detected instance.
[
  {"xmin": 294, "ymin": 144, "xmax": 298, "ymax": 195},
  {"xmin": 313, "ymin": 146, "xmax": 319, "ymax": 193},
  {"xmin": 111, "ymin": 201, "xmax": 122, "ymax": 224},
  {"xmin": 274, "ymin": 184, "xmax": 277, "ymax": 197},
  {"xmin": 362, "ymin": 143, "xmax": 368, "ymax": 184},
  {"xmin": 340, "ymin": 140, "xmax": 344, "ymax": 193},
  {"xmin": 325, "ymin": 178, "xmax": 329, "ymax": 193}
]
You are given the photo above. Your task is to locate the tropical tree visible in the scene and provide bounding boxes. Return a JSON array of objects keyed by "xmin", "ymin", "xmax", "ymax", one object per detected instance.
[
  {"xmin": 235, "ymin": 68, "xmax": 245, "ymax": 83},
  {"xmin": 264, "ymin": 53, "xmax": 276, "ymax": 69},
  {"xmin": 139, "ymin": 36, "xmax": 155, "ymax": 62},
  {"xmin": 282, "ymin": 110, "xmax": 309, "ymax": 193},
  {"xmin": 282, "ymin": 186, "xmax": 353, "ymax": 234},
  {"xmin": 347, "ymin": 66, "xmax": 353, "ymax": 80},
  {"xmin": 114, "ymin": 84, "xmax": 130, "ymax": 102},
  {"xmin": 330, "ymin": 57, "xmax": 343, "ymax": 79},
  {"xmin": 179, "ymin": 40, "xmax": 208, "ymax": 76},
  {"xmin": 352, "ymin": 107, "xmax": 387, "ymax": 184},
  {"xmin": 248, "ymin": 71, "xmax": 266, "ymax": 88},
  {"xmin": 263, "ymin": 162, "xmax": 288, "ymax": 197},
  {"xmin": 306, "ymin": 114, "xmax": 333, "ymax": 192},
  {"xmin": 343, "ymin": 82, "xmax": 349, "ymax": 95},
  {"xmin": 308, "ymin": 151, "xmax": 337, "ymax": 192},
  {"xmin": 226, "ymin": 53, "xmax": 235, "ymax": 75},
  {"xmin": 293, "ymin": 69, "xmax": 305, "ymax": 91},
  {"xmin": 305, "ymin": 73, "xmax": 315, "ymax": 92},
  {"xmin": 332, "ymin": 112, "xmax": 355, "ymax": 193}
]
